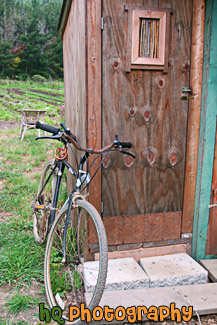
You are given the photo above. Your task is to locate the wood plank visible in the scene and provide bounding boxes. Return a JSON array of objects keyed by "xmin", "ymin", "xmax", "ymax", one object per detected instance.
[
  {"xmin": 89, "ymin": 211, "xmax": 182, "ymax": 247},
  {"xmin": 123, "ymin": 214, "xmax": 145, "ymax": 244},
  {"xmin": 103, "ymin": 216, "xmax": 124, "ymax": 245},
  {"xmin": 144, "ymin": 213, "xmax": 164, "ymax": 241},
  {"xmin": 206, "ymin": 129, "xmax": 217, "ymax": 255},
  {"xmin": 87, "ymin": 0, "xmax": 102, "ymax": 214},
  {"xmin": 192, "ymin": 0, "xmax": 217, "ymax": 261},
  {"xmin": 182, "ymin": 0, "xmax": 205, "ymax": 233},
  {"xmin": 163, "ymin": 211, "xmax": 181, "ymax": 240},
  {"xmin": 63, "ymin": 0, "xmax": 87, "ymax": 193},
  {"xmin": 91, "ymin": 237, "xmax": 191, "ymax": 254},
  {"xmin": 95, "ymin": 244, "xmax": 187, "ymax": 262}
]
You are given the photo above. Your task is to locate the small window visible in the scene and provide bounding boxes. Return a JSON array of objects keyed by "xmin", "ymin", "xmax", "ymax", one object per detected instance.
[
  {"xmin": 138, "ymin": 18, "xmax": 160, "ymax": 58},
  {"xmin": 125, "ymin": 7, "xmax": 172, "ymax": 72}
]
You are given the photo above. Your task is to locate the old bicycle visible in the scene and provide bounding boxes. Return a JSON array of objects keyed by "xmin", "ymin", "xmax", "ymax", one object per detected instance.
[{"xmin": 32, "ymin": 121, "xmax": 135, "ymax": 324}]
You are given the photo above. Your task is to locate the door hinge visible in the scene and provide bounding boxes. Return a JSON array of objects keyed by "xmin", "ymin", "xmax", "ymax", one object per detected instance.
[
  {"xmin": 101, "ymin": 17, "xmax": 104, "ymax": 30},
  {"xmin": 101, "ymin": 201, "xmax": 104, "ymax": 214}
]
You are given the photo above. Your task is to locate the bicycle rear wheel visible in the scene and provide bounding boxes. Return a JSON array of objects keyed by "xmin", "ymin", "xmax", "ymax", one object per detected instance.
[{"xmin": 44, "ymin": 199, "xmax": 108, "ymax": 324}]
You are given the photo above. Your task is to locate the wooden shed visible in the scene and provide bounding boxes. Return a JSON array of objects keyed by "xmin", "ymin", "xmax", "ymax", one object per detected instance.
[{"xmin": 58, "ymin": 0, "xmax": 217, "ymax": 261}]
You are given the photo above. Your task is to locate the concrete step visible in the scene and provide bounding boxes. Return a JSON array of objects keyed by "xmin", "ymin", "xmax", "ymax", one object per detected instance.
[
  {"xmin": 83, "ymin": 257, "xmax": 149, "ymax": 291},
  {"xmin": 140, "ymin": 253, "xmax": 208, "ymax": 287},
  {"xmin": 84, "ymin": 254, "xmax": 208, "ymax": 291},
  {"xmin": 87, "ymin": 283, "xmax": 217, "ymax": 324},
  {"xmin": 200, "ymin": 259, "xmax": 217, "ymax": 282}
]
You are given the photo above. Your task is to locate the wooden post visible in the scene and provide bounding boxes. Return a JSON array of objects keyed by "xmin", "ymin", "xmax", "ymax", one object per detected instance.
[
  {"xmin": 182, "ymin": 0, "xmax": 205, "ymax": 234},
  {"xmin": 87, "ymin": 0, "xmax": 102, "ymax": 214},
  {"xmin": 192, "ymin": 0, "xmax": 217, "ymax": 260}
]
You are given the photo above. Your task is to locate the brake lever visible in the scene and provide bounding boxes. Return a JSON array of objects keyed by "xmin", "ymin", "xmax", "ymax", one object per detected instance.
[
  {"xmin": 35, "ymin": 134, "xmax": 61, "ymax": 141},
  {"xmin": 120, "ymin": 149, "xmax": 136, "ymax": 159}
]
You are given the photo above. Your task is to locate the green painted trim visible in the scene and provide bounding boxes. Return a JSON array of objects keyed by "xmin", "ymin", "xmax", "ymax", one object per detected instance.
[
  {"xmin": 201, "ymin": 255, "xmax": 217, "ymax": 260},
  {"xmin": 192, "ymin": 0, "xmax": 217, "ymax": 261},
  {"xmin": 57, "ymin": 0, "xmax": 73, "ymax": 37}
]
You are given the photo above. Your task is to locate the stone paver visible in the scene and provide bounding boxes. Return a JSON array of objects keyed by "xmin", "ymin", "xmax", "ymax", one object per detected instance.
[
  {"xmin": 83, "ymin": 257, "xmax": 150, "ymax": 292},
  {"xmin": 200, "ymin": 259, "xmax": 217, "ymax": 282},
  {"xmin": 87, "ymin": 283, "xmax": 217, "ymax": 324},
  {"xmin": 140, "ymin": 253, "xmax": 208, "ymax": 288},
  {"xmin": 174, "ymin": 283, "xmax": 217, "ymax": 315}
]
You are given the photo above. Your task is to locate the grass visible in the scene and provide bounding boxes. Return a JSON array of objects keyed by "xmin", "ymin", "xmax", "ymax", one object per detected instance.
[
  {"xmin": 5, "ymin": 293, "xmax": 40, "ymax": 316},
  {"xmin": 0, "ymin": 220, "xmax": 44, "ymax": 286},
  {"xmin": 0, "ymin": 79, "xmax": 64, "ymax": 124},
  {"xmin": 0, "ymin": 79, "xmax": 64, "ymax": 322}
]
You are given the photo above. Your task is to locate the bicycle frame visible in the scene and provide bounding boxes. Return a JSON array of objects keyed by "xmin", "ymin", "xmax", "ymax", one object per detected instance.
[{"xmin": 37, "ymin": 151, "xmax": 90, "ymax": 228}]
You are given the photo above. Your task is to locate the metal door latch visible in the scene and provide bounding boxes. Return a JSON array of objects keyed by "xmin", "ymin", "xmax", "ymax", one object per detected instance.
[{"xmin": 181, "ymin": 87, "xmax": 193, "ymax": 100}]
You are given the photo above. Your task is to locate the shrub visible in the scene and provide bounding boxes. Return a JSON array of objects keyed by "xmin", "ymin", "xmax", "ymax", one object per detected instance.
[{"xmin": 32, "ymin": 75, "xmax": 46, "ymax": 83}]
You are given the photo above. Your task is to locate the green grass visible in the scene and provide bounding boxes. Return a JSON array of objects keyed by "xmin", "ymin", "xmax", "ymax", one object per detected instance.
[
  {"xmin": 5, "ymin": 293, "xmax": 40, "ymax": 316},
  {"xmin": 0, "ymin": 220, "xmax": 44, "ymax": 286},
  {"xmin": 0, "ymin": 130, "xmax": 56, "ymax": 218},
  {"xmin": 0, "ymin": 79, "xmax": 64, "ymax": 124},
  {"xmin": 0, "ymin": 80, "xmax": 64, "ymax": 321}
]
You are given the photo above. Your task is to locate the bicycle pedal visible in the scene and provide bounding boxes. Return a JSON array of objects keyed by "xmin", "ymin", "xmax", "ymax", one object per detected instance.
[{"xmin": 32, "ymin": 203, "xmax": 46, "ymax": 210}]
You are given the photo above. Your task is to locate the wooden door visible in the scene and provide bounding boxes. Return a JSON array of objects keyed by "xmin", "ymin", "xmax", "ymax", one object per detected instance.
[{"xmin": 101, "ymin": 0, "xmax": 192, "ymax": 247}]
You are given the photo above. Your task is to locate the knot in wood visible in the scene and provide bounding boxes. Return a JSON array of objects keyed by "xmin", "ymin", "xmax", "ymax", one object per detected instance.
[
  {"xmin": 125, "ymin": 155, "xmax": 134, "ymax": 167},
  {"xmin": 144, "ymin": 109, "xmax": 151, "ymax": 121}
]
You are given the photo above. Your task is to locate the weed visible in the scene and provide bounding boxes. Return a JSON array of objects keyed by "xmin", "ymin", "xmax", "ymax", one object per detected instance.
[{"xmin": 5, "ymin": 293, "xmax": 40, "ymax": 316}]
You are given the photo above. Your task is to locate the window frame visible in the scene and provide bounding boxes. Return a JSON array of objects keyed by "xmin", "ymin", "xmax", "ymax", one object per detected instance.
[{"xmin": 125, "ymin": 6, "xmax": 172, "ymax": 72}]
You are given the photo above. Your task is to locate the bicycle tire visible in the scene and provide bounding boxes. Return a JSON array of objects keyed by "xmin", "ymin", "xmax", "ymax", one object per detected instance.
[
  {"xmin": 33, "ymin": 159, "xmax": 68, "ymax": 244},
  {"xmin": 33, "ymin": 160, "xmax": 56, "ymax": 244},
  {"xmin": 44, "ymin": 199, "xmax": 108, "ymax": 324}
]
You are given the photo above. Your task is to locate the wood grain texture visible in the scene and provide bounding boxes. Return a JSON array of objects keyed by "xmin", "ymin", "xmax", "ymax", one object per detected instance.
[
  {"xmin": 182, "ymin": 0, "xmax": 205, "ymax": 233},
  {"xmin": 87, "ymin": 0, "xmax": 102, "ymax": 214},
  {"xmin": 102, "ymin": 0, "xmax": 192, "ymax": 226},
  {"xmin": 63, "ymin": 0, "xmax": 86, "ymax": 192},
  {"xmin": 123, "ymin": 214, "xmax": 145, "ymax": 244},
  {"xmin": 163, "ymin": 211, "xmax": 181, "ymax": 240},
  {"xmin": 144, "ymin": 213, "xmax": 164, "ymax": 241},
  {"xmin": 89, "ymin": 211, "xmax": 181, "ymax": 246},
  {"xmin": 95, "ymin": 244, "xmax": 187, "ymax": 262},
  {"xmin": 103, "ymin": 216, "xmax": 124, "ymax": 245}
]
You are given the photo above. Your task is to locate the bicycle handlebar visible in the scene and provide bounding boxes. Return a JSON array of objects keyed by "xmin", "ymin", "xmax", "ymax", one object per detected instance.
[
  {"xmin": 119, "ymin": 142, "xmax": 132, "ymax": 149},
  {"xmin": 63, "ymin": 133, "xmax": 114, "ymax": 154},
  {"xmin": 35, "ymin": 121, "xmax": 60, "ymax": 135},
  {"xmin": 35, "ymin": 121, "xmax": 135, "ymax": 157}
]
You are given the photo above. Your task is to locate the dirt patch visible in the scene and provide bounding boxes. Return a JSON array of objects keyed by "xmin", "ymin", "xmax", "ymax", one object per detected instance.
[
  {"xmin": 0, "ymin": 212, "xmax": 15, "ymax": 223},
  {"xmin": 0, "ymin": 120, "xmax": 18, "ymax": 130},
  {"xmin": 27, "ymin": 88, "xmax": 64, "ymax": 98},
  {"xmin": 0, "ymin": 179, "xmax": 4, "ymax": 190},
  {"xmin": 0, "ymin": 283, "xmax": 47, "ymax": 324}
]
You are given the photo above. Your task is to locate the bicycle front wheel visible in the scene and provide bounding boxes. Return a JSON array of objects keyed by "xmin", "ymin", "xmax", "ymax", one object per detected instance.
[
  {"xmin": 33, "ymin": 160, "xmax": 67, "ymax": 244},
  {"xmin": 33, "ymin": 160, "xmax": 56, "ymax": 244},
  {"xmin": 44, "ymin": 199, "xmax": 108, "ymax": 324}
]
